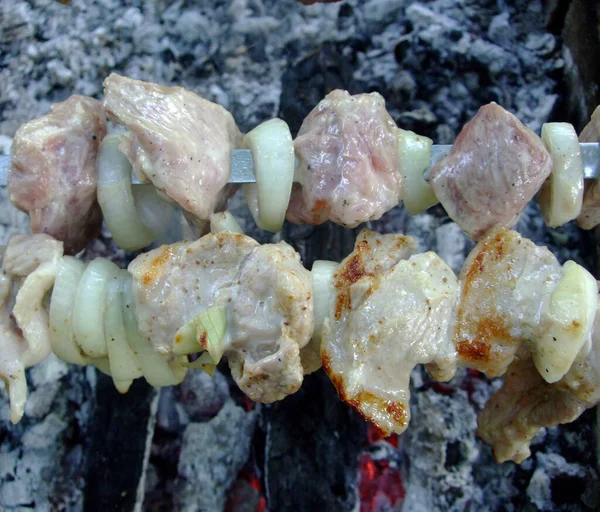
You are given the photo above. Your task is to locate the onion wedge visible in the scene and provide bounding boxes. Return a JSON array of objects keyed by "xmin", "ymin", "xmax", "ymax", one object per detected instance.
[
  {"xmin": 13, "ymin": 260, "xmax": 59, "ymax": 367},
  {"xmin": 534, "ymin": 261, "xmax": 598, "ymax": 383},
  {"xmin": 209, "ymin": 212, "xmax": 244, "ymax": 234},
  {"xmin": 300, "ymin": 260, "xmax": 338, "ymax": 375},
  {"xmin": 242, "ymin": 118, "xmax": 295, "ymax": 232},
  {"xmin": 49, "ymin": 257, "xmax": 90, "ymax": 365},
  {"xmin": 311, "ymin": 260, "xmax": 338, "ymax": 339},
  {"xmin": 91, "ymin": 358, "xmax": 112, "ymax": 376},
  {"xmin": 538, "ymin": 122, "xmax": 584, "ymax": 227},
  {"xmin": 105, "ymin": 271, "xmax": 142, "ymax": 393},
  {"xmin": 398, "ymin": 128, "xmax": 437, "ymax": 215},
  {"xmin": 72, "ymin": 258, "xmax": 117, "ymax": 358},
  {"xmin": 97, "ymin": 135, "xmax": 175, "ymax": 250},
  {"xmin": 173, "ymin": 307, "xmax": 228, "ymax": 375}
]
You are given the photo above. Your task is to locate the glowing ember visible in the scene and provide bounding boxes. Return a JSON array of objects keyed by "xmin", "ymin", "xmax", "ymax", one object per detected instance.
[
  {"xmin": 225, "ymin": 466, "xmax": 266, "ymax": 512},
  {"xmin": 359, "ymin": 454, "xmax": 405, "ymax": 512}
]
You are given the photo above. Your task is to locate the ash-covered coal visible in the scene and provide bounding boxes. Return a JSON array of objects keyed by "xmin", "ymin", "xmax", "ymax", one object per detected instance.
[
  {"xmin": 0, "ymin": 358, "xmax": 95, "ymax": 511},
  {"xmin": 0, "ymin": 0, "xmax": 599, "ymax": 511}
]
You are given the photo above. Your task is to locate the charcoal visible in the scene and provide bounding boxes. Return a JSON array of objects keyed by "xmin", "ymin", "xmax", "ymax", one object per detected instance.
[
  {"xmin": 83, "ymin": 376, "xmax": 158, "ymax": 512},
  {"xmin": 173, "ymin": 401, "xmax": 257, "ymax": 512},
  {"xmin": 263, "ymin": 371, "xmax": 367, "ymax": 512}
]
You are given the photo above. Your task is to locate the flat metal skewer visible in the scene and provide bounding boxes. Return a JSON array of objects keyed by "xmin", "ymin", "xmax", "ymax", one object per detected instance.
[{"xmin": 0, "ymin": 143, "xmax": 599, "ymax": 186}]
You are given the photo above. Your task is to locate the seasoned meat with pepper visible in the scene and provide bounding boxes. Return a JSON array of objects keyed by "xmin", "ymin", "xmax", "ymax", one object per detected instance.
[
  {"xmin": 8, "ymin": 96, "xmax": 106, "ymax": 253},
  {"xmin": 322, "ymin": 229, "xmax": 459, "ymax": 436},
  {"xmin": 227, "ymin": 242, "xmax": 313, "ymax": 402},
  {"xmin": 430, "ymin": 103, "xmax": 552, "ymax": 240},
  {"xmin": 103, "ymin": 74, "xmax": 243, "ymax": 228},
  {"xmin": 288, "ymin": 90, "xmax": 402, "ymax": 227},
  {"xmin": 128, "ymin": 232, "xmax": 313, "ymax": 402}
]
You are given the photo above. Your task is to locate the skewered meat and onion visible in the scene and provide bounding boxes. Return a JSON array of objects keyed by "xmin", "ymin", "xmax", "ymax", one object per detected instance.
[
  {"xmin": 4, "ymin": 75, "xmax": 598, "ymax": 251},
  {"xmin": 103, "ymin": 73, "xmax": 243, "ymax": 234},
  {"xmin": 2, "ymin": 74, "xmax": 600, "ymax": 467},
  {"xmin": 1, "ymin": 223, "xmax": 598, "ymax": 466}
]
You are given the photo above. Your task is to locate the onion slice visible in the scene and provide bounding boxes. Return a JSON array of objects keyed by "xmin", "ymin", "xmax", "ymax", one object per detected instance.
[
  {"xmin": 311, "ymin": 260, "xmax": 338, "ymax": 339},
  {"xmin": 97, "ymin": 135, "xmax": 175, "ymax": 250},
  {"xmin": 210, "ymin": 212, "xmax": 244, "ymax": 234},
  {"xmin": 538, "ymin": 122, "xmax": 584, "ymax": 227},
  {"xmin": 300, "ymin": 260, "xmax": 338, "ymax": 375},
  {"xmin": 533, "ymin": 260, "xmax": 598, "ymax": 383},
  {"xmin": 91, "ymin": 358, "xmax": 112, "ymax": 376},
  {"xmin": 72, "ymin": 258, "xmax": 117, "ymax": 358},
  {"xmin": 243, "ymin": 118, "xmax": 295, "ymax": 232},
  {"xmin": 173, "ymin": 307, "xmax": 228, "ymax": 375},
  {"xmin": 105, "ymin": 271, "xmax": 142, "ymax": 393},
  {"xmin": 397, "ymin": 128, "xmax": 437, "ymax": 215},
  {"xmin": 13, "ymin": 260, "xmax": 59, "ymax": 367},
  {"xmin": 49, "ymin": 256, "xmax": 90, "ymax": 365},
  {"xmin": 132, "ymin": 184, "xmax": 177, "ymax": 238},
  {"xmin": 121, "ymin": 271, "xmax": 187, "ymax": 387}
]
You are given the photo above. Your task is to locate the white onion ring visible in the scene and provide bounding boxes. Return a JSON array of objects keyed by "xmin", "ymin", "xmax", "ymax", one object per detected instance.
[
  {"xmin": 533, "ymin": 260, "xmax": 598, "ymax": 383},
  {"xmin": 209, "ymin": 212, "xmax": 244, "ymax": 234},
  {"xmin": 538, "ymin": 122, "xmax": 584, "ymax": 227},
  {"xmin": 105, "ymin": 270, "xmax": 142, "ymax": 393},
  {"xmin": 311, "ymin": 260, "xmax": 338, "ymax": 339},
  {"xmin": 243, "ymin": 118, "xmax": 295, "ymax": 232},
  {"xmin": 72, "ymin": 258, "xmax": 117, "ymax": 358},
  {"xmin": 91, "ymin": 358, "xmax": 112, "ymax": 376},
  {"xmin": 299, "ymin": 260, "xmax": 338, "ymax": 375},
  {"xmin": 397, "ymin": 128, "xmax": 437, "ymax": 215},
  {"xmin": 120, "ymin": 271, "xmax": 186, "ymax": 387},
  {"xmin": 132, "ymin": 184, "xmax": 177, "ymax": 237},
  {"xmin": 97, "ymin": 135, "xmax": 175, "ymax": 250},
  {"xmin": 49, "ymin": 256, "xmax": 90, "ymax": 365}
]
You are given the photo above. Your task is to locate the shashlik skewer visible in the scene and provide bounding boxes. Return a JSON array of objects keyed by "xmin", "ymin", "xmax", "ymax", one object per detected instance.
[
  {"xmin": 1, "ymin": 221, "xmax": 598, "ymax": 466},
  {"xmin": 2, "ymin": 74, "xmax": 600, "ymax": 255},
  {"xmin": 2, "ymin": 142, "xmax": 600, "ymax": 186}
]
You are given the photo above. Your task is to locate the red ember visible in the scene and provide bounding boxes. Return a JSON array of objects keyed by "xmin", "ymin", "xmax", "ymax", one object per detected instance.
[{"xmin": 359, "ymin": 453, "xmax": 405, "ymax": 512}]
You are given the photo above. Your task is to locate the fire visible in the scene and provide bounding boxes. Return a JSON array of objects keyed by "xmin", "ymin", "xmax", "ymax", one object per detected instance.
[{"xmin": 358, "ymin": 453, "xmax": 405, "ymax": 512}]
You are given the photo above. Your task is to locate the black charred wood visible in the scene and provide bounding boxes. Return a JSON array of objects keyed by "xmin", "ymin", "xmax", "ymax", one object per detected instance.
[
  {"xmin": 83, "ymin": 374, "xmax": 156, "ymax": 512},
  {"xmin": 263, "ymin": 371, "xmax": 367, "ymax": 512}
]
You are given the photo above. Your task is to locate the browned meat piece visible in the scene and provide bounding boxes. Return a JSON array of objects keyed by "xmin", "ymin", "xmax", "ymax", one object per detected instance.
[
  {"xmin": 8, "ymin": 96, "xmax": 106, "ymax": 254},
  {"xmin": 577, "ymin": 106, "xmax": 600, "ymax": 229},
  {"xmin": 287, "ymin": 90, "xmax": 402, "ymax": 227},
  {"xmin": 478, "ymin": 308, "xmax": 600, "ymax": 464},
  {"xmin": 321, "ymin": 229, "xmax": 460, "ymax": 436},
  {"xmin": 430, "ymin": 103, "xmax": 552, "ymax": 240},
  {"xmin": 454, "ymin": 227, "xmax": 562, "ymax": 377},
  {"xmin": 103, "ymin": 74, "xmax": 243, "ymax": 226}
]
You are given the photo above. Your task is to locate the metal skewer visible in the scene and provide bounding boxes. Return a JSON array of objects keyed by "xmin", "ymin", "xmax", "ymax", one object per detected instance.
[{"xmin": 0, "ymin": 143, "xmax": 599, "ymax": 186}]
